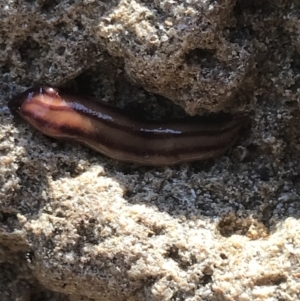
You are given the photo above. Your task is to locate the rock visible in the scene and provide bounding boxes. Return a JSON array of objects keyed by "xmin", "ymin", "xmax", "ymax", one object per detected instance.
[{"xmin": 1, "ymin": 1, "xmax": 300, "ymax": 301}]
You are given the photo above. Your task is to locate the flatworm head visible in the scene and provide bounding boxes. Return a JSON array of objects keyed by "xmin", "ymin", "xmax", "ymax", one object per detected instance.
[{"xmin": 8, "ymin": 86, "xmax": 94, "ymax": 139}]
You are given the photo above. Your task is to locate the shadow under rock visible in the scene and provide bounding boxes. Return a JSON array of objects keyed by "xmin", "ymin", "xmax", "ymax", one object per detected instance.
[{"xmin": 0, "ymin": 262, "xmax": 70, "ymax": 301}]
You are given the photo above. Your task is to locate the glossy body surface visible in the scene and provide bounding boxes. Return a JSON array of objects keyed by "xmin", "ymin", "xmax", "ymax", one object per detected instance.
[{"xmin": 8, "ymin": 86, "xmax": 248, "ymax": 165}]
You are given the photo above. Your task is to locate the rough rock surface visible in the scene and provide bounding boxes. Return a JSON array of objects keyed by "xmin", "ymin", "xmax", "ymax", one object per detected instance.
[{"xmin": 1, "ymin": 1, "xmax": 300, "ymax": 301}]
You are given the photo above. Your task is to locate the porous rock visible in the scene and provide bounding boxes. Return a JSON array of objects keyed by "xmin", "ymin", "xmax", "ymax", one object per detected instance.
[{"xmin": 1, "ymin": 1, "xmax": 300, "ymax": 301}]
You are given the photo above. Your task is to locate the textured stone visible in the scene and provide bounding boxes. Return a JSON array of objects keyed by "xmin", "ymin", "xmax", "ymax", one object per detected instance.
[{"xmin": 1, "ymin": 1, "xmax": 300, "ymax": 301}]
